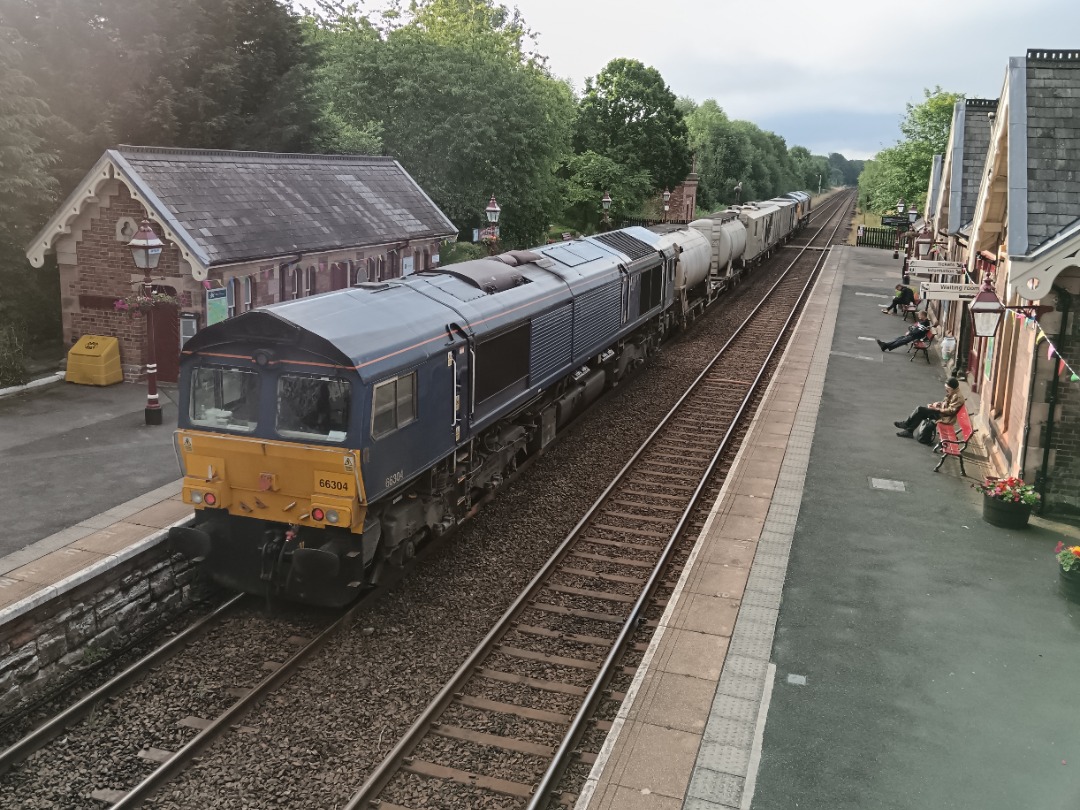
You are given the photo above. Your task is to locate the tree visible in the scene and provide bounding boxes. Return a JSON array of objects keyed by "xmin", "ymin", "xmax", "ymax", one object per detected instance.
[
  {"xmin": 858, "ymin": 87, "xmax": 962, "ymax": 214},
  {"xmin": 0, "ymin": 28, "xmax": 60, "ymax": 356},
  {"xmin": 574, "ymin": 59, "xmax": 692, "ymax": 193},
  {"xmin": 311, "ymin": 0, "xmax": 575, "ymax": 246},
  {"xmin": 7, "ymin": 0, "xmax": 325, "ymax": 196},
  {"xmin": 559, "ymin": 151, "xmax": 652, "ymax": 232}
]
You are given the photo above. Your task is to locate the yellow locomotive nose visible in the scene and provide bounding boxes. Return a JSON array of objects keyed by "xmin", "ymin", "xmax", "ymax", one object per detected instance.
[{"xmin": 175, "ymin": 430, "xmax": 367, "ymax": 531}]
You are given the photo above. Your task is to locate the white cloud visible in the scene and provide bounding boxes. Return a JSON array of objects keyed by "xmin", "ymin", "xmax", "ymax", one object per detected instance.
[{"xmin": 297, "ymin": 0, "xmax": 1080, "ymax": 157}]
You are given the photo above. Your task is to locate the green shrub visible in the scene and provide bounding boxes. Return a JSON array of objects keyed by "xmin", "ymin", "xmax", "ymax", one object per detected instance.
[
  {"xmin": 0, "ymin": 324, "xmax": 29, "ymax": 388},
  {"xmin": 441, "ymin": 241, "xmax": 488, "ymax": 265}
]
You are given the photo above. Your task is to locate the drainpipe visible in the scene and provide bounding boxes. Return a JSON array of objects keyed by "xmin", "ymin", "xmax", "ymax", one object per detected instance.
[
  {"xmin": 1018, "ymin": 336, "xmax": 1040, "ymax": 482},
  {"xmin": 1034, "ymin": 285, "xmax": 1073, "ymax": 512}
]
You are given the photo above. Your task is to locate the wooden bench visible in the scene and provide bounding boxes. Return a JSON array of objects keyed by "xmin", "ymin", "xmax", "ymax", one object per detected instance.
[
  {"xmin": 908, "ymin": 330, "xmax": 934, "ymax": 363},
  {"xmin": 902, "ymin": 298, "xmax": 922, "ymax": 320},
  {"xmin": 933, "ymin": 403, "xmax": 975, "ymax": 475}
]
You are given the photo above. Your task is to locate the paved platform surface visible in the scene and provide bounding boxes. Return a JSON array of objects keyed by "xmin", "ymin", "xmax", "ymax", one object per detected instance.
[
  {"xmin": 576, "ymin": 246, "xmax": 1080, "ymax": 810},
  {"xmin": 0, "ymin": 380, "xmax": 186, "ymax": 615}
]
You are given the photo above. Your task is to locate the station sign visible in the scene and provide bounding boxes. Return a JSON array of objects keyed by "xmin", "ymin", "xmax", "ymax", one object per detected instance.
[
  {"xmin": 909, "ymin": 260, "xmax": 964, "ymax": 274},
  {"xmin": 919, "ymin": 282, "xmax": 980, "ymax": 301}
]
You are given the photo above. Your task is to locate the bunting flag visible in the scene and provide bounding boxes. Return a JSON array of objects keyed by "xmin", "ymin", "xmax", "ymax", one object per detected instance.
[{"xmin": 1033, "ymin": 328, "xmax": 1080, "ymax": 385}]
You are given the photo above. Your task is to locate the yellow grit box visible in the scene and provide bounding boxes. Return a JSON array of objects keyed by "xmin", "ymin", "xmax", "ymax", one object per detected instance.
[{"xmin": 65, "ymin": 335, "xmax": 123, "ymax": 386}]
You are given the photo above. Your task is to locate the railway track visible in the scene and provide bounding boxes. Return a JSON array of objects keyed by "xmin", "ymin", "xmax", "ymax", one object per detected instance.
[
  {"xmin": 0, "ymin": 192, "xmax": 853, "ymax": 809},
  {"xmin": 345, "ymin": 191, "xmax": 856, "ymax": 810}
]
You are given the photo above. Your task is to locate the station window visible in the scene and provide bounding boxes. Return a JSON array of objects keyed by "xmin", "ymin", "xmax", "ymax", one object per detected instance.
[
  {"xmin": 243, "ymin": 276, "xmax": 255, "ymax": 311},
  {"xmin": 372, "ymin": 372, "xmax": 417, "ymax": 437},
  {"xmin": 226, "ymin": 277, "xmax": 239, "ymax": 318},
  {"xmin": 277, "ymin": 375, "xmax": 351, "ymax": 442},
  {"xmin": 190, "ymin": 366, "xmax": 260, "ymax": 432},
  {"xmin": 305, "ymin": 267, "xmax": 317, "ymax": 297},
  {"xmin": 292, "ymin": 266, "xmax": 303, "ymax": 299}
]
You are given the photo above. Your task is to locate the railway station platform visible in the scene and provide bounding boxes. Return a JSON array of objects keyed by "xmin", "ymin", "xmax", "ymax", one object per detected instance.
[
  {"xmin": 0, "ymin": 380, "xmax": 187, "ymax": 619},
  {"xmin": 575, "ymin": 245, "xmax": 1080, "ymax": 810},
  {"xmin": 3, "ymin": 247, "xmax": 1080, "ymax": 809}
]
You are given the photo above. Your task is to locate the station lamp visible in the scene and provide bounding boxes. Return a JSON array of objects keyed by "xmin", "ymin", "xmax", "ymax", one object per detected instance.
[
  {"xmin": 127, "ymin": 219, "xmax": 165, "ymax": 426},
  {"xmin": 485, "ymin": 194, "xmax": 501, "ymax": 225},
  {"xmin": 969, "ymin": 272, "xmax": 1005, "ymax": 338}
]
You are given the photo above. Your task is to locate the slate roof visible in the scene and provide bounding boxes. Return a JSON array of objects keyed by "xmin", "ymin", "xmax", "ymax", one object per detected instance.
[
  {"xmin": 959, "ymin": 99, "xmax": 996, "ymax": 230},
  {"xmin": 1023, "ymin": 51, "xmax": 1080, "ymax": 254},
  {"xmin": 111, "ymin": 146, "xmax": 457, "ymax": 267}
]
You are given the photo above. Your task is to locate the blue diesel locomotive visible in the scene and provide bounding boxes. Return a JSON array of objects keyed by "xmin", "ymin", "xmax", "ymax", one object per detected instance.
[{"xmin": 171, "ymin": 195, "xmax": 814, "ymax": 606}]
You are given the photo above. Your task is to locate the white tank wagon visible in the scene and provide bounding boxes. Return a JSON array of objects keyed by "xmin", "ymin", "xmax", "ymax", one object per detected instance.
[
  {"xmin": 733, "ymin": 202, "xmax": 781, "ymax": 265},
  {"xmin": 764, "ymin": 197, "xmax": 798, "ymax": 242},
  {"xmin": 653, "ymin": 226, "xmax": 712, "ymax": 324},
  {"xmin": 689, "ymin": 212, "xmax": 747, "ymax": 294}
]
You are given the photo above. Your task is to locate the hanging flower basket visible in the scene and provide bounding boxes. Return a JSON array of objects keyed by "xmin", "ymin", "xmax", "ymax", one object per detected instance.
[{"xmin": 114, "ymin": 292, "xmax": 179, "ymax": 317}]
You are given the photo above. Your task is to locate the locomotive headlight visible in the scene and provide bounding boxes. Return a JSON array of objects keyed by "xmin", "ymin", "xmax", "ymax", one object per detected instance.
[
  {"xmin": 325, "ymin": 509, "xmax": 340, "ymax": 524},
  {"xmin": 190, "ymin": 491, "xmax": 204, "ymax": 504}
]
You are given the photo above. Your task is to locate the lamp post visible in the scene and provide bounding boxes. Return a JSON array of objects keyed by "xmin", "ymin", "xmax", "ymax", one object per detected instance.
[
  {"xmin": 601, "ymin": 190, "xmax": 612, "ymax": 231},
  {"xmin": 483, "ymin": 194, "xmax": 501, "ymax": 254},
  {"xmin": 127, "ymin": 219, "xmax": 165, "ymax": 426},
  {"xmin": 892, "ymin": 198, "xmax": 906, "ymax": 259},
  {"xmin": 662, "ymin": 188, "xmax": 671, "ymax": 221}
]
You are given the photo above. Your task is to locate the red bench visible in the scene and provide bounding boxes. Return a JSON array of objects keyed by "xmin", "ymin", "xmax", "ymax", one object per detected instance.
[
  {"xmin": 933, "ymin": 404, "xmax": 975, "ymax": 475},
  {"xmin": 908, "ymin": 330, "xmax": 935, "ymax": 363},
  {"xmin": 902, "ymin": 298, "xmax": 921, "ymax": 320}
]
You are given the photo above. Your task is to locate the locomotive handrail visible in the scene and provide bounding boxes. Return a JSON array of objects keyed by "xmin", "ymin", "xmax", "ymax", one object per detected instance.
[{"xmin": 343, "ymin": 190, "xmax": 855, "ymax": 810}]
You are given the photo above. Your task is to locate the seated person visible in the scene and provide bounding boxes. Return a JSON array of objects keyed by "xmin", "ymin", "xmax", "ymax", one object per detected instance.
[
  {"xmin": 894, "ymin": 378, "xmax": 965, "ymax": 438},
  {"xmin": 882, "ymin": 284, "xmax": 916, "ymax": 314},
  {"xmin": 876, "ymin": 311, "xmax": 932, "ymax": 352}
]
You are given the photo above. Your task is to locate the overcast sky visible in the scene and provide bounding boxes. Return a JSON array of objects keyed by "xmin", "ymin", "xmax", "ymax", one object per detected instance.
[{"xmin": 305, "ymin": 0, "xmax": 1080, "ymax": 160}]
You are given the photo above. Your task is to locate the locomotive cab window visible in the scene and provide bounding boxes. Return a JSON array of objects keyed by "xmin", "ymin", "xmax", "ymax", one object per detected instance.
[
  {"xmin": 371, "ymin": 372, "xmax": 417, "ymax": 438},
  {"xmin": 277, "ymin": 375, "xmax": 351, "ymax": 442},
  {"xmin": 190, "ymin": 366, "xmax": 260, "ymax": 432}
]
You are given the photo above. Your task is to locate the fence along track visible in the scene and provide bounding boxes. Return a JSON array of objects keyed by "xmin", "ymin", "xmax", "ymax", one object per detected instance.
[{"xmin": 346, "ymin": 191, "xmax": 855, "ymax": 810}]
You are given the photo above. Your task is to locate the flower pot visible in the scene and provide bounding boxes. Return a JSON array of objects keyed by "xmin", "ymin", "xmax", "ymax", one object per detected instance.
[
  {"xmin": 981, "ymin": 496, "xmax": 1031, "ymax": 529},
  {"xmin": 1059, "ymin": 567, "xmax": 1080, "ymax": 602}
]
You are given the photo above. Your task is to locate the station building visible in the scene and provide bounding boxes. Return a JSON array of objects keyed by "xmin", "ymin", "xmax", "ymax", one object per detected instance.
[
  {"xmin": 26, "ymin": 147, "xmax": 457, "ymax": 383},
  {"xmin": 923, "ymin": 50, "xmax": 1080, "ymax": 517}
]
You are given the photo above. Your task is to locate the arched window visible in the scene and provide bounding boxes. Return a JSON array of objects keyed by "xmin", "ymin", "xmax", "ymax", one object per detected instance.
[
  {"xmin": 243, "ymin": 276, "xmax": 255, "ymax": 311},
  {"xmin": 377, "ymin": 256, "xmax": 386, "ymax": 281},
  {"xmin": 305, "ymin": 266, "xmax": 317, "ymax": 297},
  {"xmin": 226, "ymin": 277, "xmax": 239, "ymax": 318},
  {"xmin": 292, "ymin": 266, "xmax": 303, "ymax": 299}
]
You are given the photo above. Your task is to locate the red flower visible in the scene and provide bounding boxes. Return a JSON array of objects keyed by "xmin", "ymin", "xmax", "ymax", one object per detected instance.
[{"xmin": 1056, "ymin": 541, "xmax": 1065, "ymax": 553}]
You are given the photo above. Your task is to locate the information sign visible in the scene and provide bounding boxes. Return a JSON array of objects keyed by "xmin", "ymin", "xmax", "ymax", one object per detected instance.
[
  {"xmin": 919, "ymin": 282, "xmax": 979, "ymax": 301},
  {"xmin": 206, "ymin": 287, "xmax": 228, "ymax": 325},
  {"xmin": 909, "ymin": 260, "xmax": 964, "ymax": 274}
]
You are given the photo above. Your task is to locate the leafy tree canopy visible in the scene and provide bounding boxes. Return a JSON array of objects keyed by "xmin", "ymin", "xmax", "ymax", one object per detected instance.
[
  {"xmin": 858, "ymin": 86, "xmax": 962, "ymax": 215},
  {"xmin": 310, "ymin": 0, "xmax": 575, "ymax": 246},
  {"xmin": 559, "ymin": 150, "xmax": 653, "ymax": 233},
  {"xmin": 574, "ymin": 58, "xmax": 692, "ymax": 193}
]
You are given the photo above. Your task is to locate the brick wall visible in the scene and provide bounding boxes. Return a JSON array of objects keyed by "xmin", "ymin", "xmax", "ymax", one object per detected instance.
[{"xmin": 69, "ymin": 186, "xmax": 186, "ymax": 381}]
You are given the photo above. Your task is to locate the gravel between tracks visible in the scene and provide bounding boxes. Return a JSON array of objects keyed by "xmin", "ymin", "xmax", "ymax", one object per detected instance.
[{"xmin": 5, "ymin": 255, "xmax": 805, "ymax": 810}]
